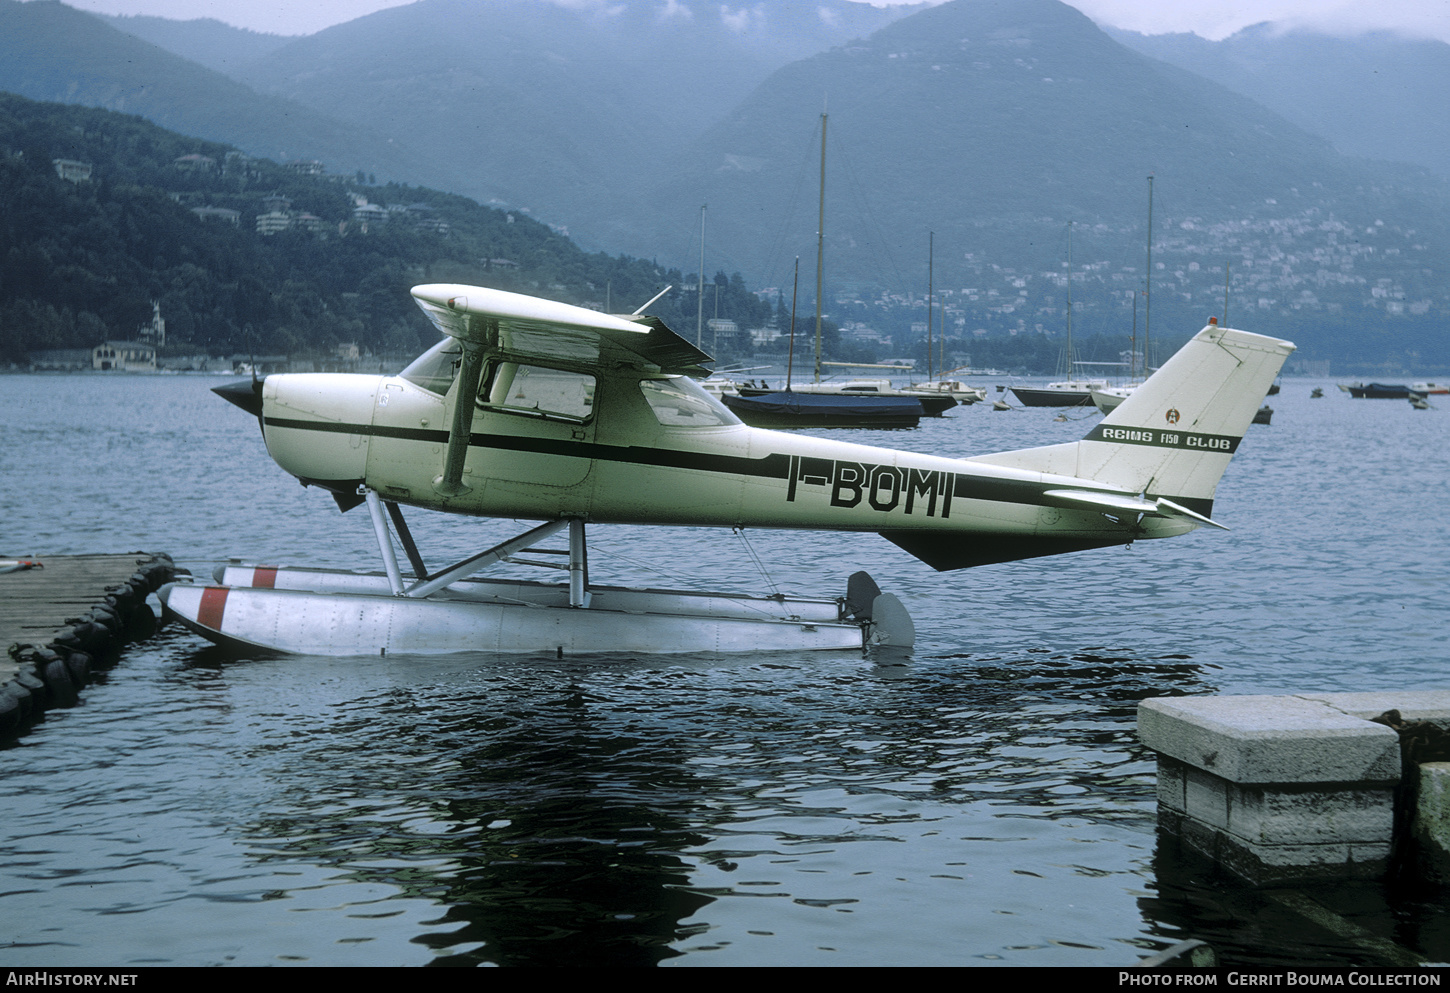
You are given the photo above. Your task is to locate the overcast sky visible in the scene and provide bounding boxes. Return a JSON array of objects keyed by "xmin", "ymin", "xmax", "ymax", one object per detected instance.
[{"xmin": 53, "ymin": 0, "xmax": 1450, "ymax": 43}]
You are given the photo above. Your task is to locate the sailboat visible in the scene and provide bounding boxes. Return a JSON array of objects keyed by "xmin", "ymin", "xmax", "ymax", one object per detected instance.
[
  {"xmin": 1010, "ymin": 221, "xmax": 1109, "ymax": 407},
  {"xmin": 721, "ymin": 113, "xmax": 926, "ymax": 429},
  {"xmin": 903, "ymin": 232, "xmax": 986, "ymax": 406},
  {"xmin": 1092, "ymin": 177, "xmax": 1156, "ymax": 414}
]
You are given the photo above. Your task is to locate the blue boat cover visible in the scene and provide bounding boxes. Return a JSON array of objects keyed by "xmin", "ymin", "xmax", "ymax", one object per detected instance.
[{"xmin": 723, "ymin": 391, "xmax": 924, "ymax": 420}]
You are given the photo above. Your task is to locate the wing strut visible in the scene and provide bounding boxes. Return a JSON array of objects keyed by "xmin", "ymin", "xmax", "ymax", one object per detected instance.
[{"xmin": 435, "ymin": 331, "xmax": 489, "ymax": 496}]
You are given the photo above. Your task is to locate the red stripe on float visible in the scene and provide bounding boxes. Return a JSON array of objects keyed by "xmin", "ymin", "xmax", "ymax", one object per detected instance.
[
  {"xmin": 252, "ymin": 567, "xmax": 278, "ymax": 589},
  {"xmin": 197, "ymin": 587, "xmax": 229, "ymax": 630}
]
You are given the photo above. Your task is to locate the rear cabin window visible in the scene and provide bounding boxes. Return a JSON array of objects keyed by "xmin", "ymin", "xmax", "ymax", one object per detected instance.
[{"xmin": 639, "ymin": 377, "xmax": 739, "ymax": 427}]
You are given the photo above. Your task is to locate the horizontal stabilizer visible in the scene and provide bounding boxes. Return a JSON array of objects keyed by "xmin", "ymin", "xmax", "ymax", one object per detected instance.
[
  {"xmin": 1041, "ymin": 489, "xmax": 1229, "ymax": 530},
  {"xmin": 1041, "ymin": 488, "xmax": 1158, "ymax": 518},
  {"xmin": 1154, "ymin": 496, "xmax": 1229, "ymax": 530}
]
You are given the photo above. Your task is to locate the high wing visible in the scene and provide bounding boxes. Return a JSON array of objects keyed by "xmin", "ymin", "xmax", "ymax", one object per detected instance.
[
  {"xmin": 409, "ymin": 284, "xmax": 712, "ymax": 495},
  {"xmin": 410, "ymin": 284, "xmax": 712, "ymax": 378}
]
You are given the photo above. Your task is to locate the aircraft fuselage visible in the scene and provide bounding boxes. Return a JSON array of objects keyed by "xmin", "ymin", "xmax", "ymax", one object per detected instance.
[{"xmin": 256, "ymin": 363, "xmax": 1184, "ymax": 556}]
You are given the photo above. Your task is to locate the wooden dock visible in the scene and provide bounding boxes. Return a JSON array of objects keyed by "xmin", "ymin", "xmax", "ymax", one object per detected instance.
[{"xmin": 1, "ymin": 553, "xmax": 175, "ymax": 734}]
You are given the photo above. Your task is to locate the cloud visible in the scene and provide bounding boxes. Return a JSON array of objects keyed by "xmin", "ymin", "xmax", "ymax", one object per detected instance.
[
  {"xmin": 719, "ymin": 5, "xmax": 763, "ymax": 34},
  {"xmin": 1067, "ymin": 0, "xmax": 1450, "ymax": 44}
]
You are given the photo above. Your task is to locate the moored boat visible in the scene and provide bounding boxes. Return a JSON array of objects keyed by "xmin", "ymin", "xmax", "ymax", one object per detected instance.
[
  {"xmin": 1011, "ymin": 377, "xmax": 1109, "ymax": 408},
  {"xmin": 1090, "ymin": 384, "xmax": 1133, "ymax": 414},
  {"xmin": 1343, "ymin": 382, "xmax": 1414, "ymax": 399},
  {"xmin": 903, "ymin": 379, "xmax": 987, "ymax": 405},
  {"xmin": 720, "ymin": 390, "xmax": 924, "ymax": 428},
  {"xmin": 740, "ymin": 378, "xmax": 956, "ymax": 416}
]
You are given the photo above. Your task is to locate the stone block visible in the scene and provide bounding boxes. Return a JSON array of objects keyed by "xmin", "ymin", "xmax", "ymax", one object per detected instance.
[
  {"xmin": 1162, "ymin": 805, "xmax": 1393, "ymax": 886},
  {"xmin": 1226, "ymin": 781, "xmax": 1395, "ymax": 845},
  {"xmin": 1296, "ymin": 691, "xmax": 1450, "ymax": 725},
  {"xmin": 1413, "ymin": 761, "xmax": 1450, "ymax": 885},
  {"xmin": 1155, "ymin": 754, "xmax": 1186, "ymax": 812},
  {"xmin": 1156, "ymin": 753, "xmax": 1395, "ymax": 884},
  {"xmin": 1138, "ymin": 695, "xmax": 1401, "ymax": 784}
]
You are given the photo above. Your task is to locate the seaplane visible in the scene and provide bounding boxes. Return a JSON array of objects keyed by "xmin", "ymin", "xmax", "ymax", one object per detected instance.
[{"xmin": 160, "ymin": 283, "xmax": 1293, "ymax": 657}]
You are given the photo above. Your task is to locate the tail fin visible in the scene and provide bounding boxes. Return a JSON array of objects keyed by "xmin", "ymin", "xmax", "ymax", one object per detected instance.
[{"xmin": 970, "ymin": 323, "xmax": 1294, "ymax": 518}]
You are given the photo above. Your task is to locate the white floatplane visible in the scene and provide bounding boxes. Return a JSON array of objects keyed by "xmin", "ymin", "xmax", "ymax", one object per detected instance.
[{"xmin": 161, "ymin": 284, "xmax": 1294, "ymax": 657}]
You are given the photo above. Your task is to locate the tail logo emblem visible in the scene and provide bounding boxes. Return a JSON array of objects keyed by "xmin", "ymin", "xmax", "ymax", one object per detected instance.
[{"xmin": 1165, "ymin": 408, "xmax": 1181, "ymax": 424}]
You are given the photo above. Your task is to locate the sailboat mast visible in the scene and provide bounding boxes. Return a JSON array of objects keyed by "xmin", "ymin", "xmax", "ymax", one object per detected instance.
[
  {"xmin": 939, "ymin": 292, "xmax": 946, "ymax": 375},
  {"xmin": 696, "ymin": 204, "xmax": 706, "ymax": 348},
  {"xmin": 1145, "ymin": 175, "xmax": 1153, "ymax": 378},
  {"xmin": 927, "ymin": 231, "xmax": 934, "ymax": 381},
  {"xmin": 814, "ymin": 112, "xmax": 826, "ymax": 383},
  {"xmin": 1131, "ymin": 288, "xmax": 1138, "ymax": 382},
  {"xmin": 787, "ymin": 257, "xmax": 799, "ymax": 391},
  {"xmin": 1066, "ymin": 220, "xmax": 1073, "ymax": 378},
  {"xmin": 1224, "ymin": 260, "xmax": 1230, "ymax": 327}
]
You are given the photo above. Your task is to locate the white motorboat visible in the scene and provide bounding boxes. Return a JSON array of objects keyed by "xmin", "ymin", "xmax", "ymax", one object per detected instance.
[{"xmin": 903, "ymin": 379, "xmax": 987, "ymax": 404}]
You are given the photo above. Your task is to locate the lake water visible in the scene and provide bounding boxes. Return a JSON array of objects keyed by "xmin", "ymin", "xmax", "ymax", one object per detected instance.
[{"xmin": 0, "ymin": 372, "xmax": 1446, "ymax": 967}]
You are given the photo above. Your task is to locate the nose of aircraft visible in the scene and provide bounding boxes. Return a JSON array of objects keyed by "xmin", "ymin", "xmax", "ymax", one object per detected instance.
[{"xmin": 213, "ymin": 378, "xmax": 264, "ymax": 418}]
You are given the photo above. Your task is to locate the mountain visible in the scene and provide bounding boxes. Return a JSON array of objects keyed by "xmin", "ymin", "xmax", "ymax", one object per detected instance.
[
  {"xmin": 0, "ymin": 93, "xmax": 751, "ymax": 366},
  {"xmin": 6, "ymin": 0, "xmax": 1448, "ymax": 369},
  {"xmin": 232, "ymin": 0, "xmax": 920, "ymax": 137},
  {"xmin": 0, "ymin": 0, "xmax": 425, "ymax": 182},
  {"xmin": 638, "ymin": 0, "xmax": 1450, "ymax": 365},
  {"xmin": 651, "ymin": 0, "xmax": 1373, "ymax": 269},
  {"xmin": 225, "ymin": 0, "xmax": 921, "ymax": 237},
  {"xmin": 1108, "ymin": 23, "xmax": 1450, "ymax": 180},
  {"xmin": 97, "ymin": 12, "xmax": 294, "ymax": 74}
]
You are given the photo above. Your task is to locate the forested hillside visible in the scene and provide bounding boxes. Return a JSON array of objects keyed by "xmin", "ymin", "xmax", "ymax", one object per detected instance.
[{"xmin": 0, "ymin": 95, "xmax": 772, "ymax": 366}]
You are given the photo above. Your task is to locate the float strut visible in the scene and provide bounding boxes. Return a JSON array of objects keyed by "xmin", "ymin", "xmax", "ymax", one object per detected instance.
[
  {"xmin": 404, "ymin": 519, "xmax": 570, "ymax": 599},
  {"xmin": 569, "ymin": 519, "xmax": 589, "ymax": 608},
  {"xmin": 363, "ymin": 488, "xmax": 405, "ymax": 595},
  {"xmin": 385, "ymin": 500, "xmax": 429, "ymax": 580}
]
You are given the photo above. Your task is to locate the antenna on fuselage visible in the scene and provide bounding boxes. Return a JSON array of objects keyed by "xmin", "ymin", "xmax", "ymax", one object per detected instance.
[{"xmin": 631, "ymin": 285, "xmax": 673, "ymax": 316}]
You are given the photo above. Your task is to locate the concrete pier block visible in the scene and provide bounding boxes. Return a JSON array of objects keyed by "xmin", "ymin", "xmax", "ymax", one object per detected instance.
[
  {"xmin": 1413, "ymin": 761, "xmax": 1450, "ymax": 885},
  {"xmin": 1138, "ymin": 692, "xmax": 1450, "ymax": 886},
  {"xmin": 1139, "ymin": 695, "xmax": 1402, "ymax": 784}
]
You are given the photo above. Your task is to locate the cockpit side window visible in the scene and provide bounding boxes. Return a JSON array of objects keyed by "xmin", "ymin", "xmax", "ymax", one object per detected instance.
[
  {"xmin": 398, "ymin": 338, "xmax": 462, "ymax": 395},
  {"xmin": 640, "ymin": 377, "xmax": 740, "ymax": 427},
  {"xmin": 479, "ymin": 362, "xmax": 595, "ymax": 422}
]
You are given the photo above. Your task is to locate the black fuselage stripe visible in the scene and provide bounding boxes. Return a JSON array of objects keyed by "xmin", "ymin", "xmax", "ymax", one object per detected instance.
[
  {"xmin": 264, "ymin": 415, "xmax": 790, "ymax": 479},
  {"xmin": 261, "ymin": 416, "xmax": 1177, "ymax": 511}
]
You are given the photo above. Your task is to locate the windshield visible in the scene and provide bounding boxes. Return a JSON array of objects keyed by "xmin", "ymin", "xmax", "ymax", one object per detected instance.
[{"xmin": 398, "ymin": 338, "xmax": 462, "ymax": 395}]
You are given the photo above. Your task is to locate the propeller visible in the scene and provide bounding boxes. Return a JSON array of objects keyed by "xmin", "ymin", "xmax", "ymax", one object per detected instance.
[{"xmin": 212, "ymin": 378, "xmax": 263, "ymax": 418}]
